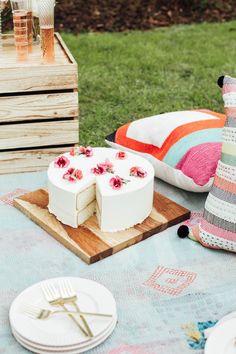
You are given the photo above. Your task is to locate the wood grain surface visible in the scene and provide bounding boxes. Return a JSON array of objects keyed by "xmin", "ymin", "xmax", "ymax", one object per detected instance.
[
  {"xmin": 0, "ymin": 120, "xmax": 78, "ymax": 150},
  {"xmin": 0, "ymin": 33, "xmax": 78, "ymax": 93},
  {"xmin": 14, "ymin": 189, "xmax": 190, "ymax": 264},
  {"xmin": 0, "ymin": 92, "xmax": 78, "ymax": 123},
  {"xmin": 0, "ymin": 147, "xmax": 78, "ymax": 174}
]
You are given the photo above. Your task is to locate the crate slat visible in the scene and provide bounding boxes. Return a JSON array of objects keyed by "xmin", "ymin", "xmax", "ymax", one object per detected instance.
[
  {"xmin": 55, "ymin": 33, "xmax": 77, "ymax": 65},
  {"xmin": 0, "ymin": 92, "xmax": 78, "ymax": 123},
  {"xmin": 0, "ymin": 65, "xmax": 78, "ymax": 94},
  {"xmin": 0, "ymin": 147, "xmax": 75, "ymax": 174},
  {"xmin": 0, "ymin": 120, "xmax": 78, "ymax": 150}
]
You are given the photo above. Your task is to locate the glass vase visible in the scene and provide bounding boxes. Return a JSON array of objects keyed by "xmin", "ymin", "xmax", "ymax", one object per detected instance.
[
  {"xmin": 38, "ymin": 0, "xmax": 55, "ymax": 64},
  {"xmin": 10, "ymin": 0, "xmax": 29, "ymax": 61}
]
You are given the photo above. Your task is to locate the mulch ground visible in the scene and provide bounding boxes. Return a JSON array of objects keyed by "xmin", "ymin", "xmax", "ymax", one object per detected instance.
[
  {"xmin": 2, "ymin": 0, "xmax": 236, "ymax": 33},
  {"xmin": 55, "ymin": 0, "xmax": 236, "ymax": 32}
]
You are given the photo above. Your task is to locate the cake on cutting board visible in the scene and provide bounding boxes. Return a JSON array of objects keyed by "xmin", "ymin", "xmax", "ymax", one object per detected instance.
[{"xmin": 48, "ymin": 147, "xmax": 154, "ymax": 232}]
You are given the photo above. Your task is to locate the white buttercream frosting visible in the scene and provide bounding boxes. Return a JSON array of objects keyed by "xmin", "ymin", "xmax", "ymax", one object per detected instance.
[{"xmin": 47, "ymin": 147, "xmax": 154, "ymax": 232}]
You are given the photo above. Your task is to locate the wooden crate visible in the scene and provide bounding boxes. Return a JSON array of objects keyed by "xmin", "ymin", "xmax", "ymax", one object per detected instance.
[{"xmin": 0, "ymin": 33, "xmax": 79, "ymax": 174}]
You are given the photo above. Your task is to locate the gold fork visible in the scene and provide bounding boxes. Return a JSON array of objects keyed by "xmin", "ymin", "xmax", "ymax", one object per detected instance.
[
  {"xmin": 58, "ymin": 279, "xmax": 94, "ymax": 337},
  {"xmin": 23, "ymin": 304, "xmax": 113, "ymax": 320},
  {"xmin": 41, "ymin": 281, "xmax": 89, "ymax": 337},
  {"xmin": 22, "ymin": 304, "xmax": 78, "ymax": 319}
]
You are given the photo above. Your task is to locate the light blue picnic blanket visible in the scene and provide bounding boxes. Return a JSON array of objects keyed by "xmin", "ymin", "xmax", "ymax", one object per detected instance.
[{"xmin": 0, "ymin": 171, "xmax": 235, "ymax": 354}]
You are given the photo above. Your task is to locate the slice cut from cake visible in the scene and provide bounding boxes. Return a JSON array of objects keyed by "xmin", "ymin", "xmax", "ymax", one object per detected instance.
[{"xmin": 48, "ymin": 147, "xmax": 154, "ymax": 232}]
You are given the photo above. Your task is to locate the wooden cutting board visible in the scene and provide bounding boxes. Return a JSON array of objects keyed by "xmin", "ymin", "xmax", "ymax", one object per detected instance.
[{"xmin": 14, "ymin": 189, "xmax": 190, "ymax": 264}]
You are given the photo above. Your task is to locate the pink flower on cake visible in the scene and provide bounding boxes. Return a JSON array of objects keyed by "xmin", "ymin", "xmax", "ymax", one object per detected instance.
[
  {"xmin": 91, "ymin": 159, "xmax": 114, "ymax": 175},
  {"xmin": 116, "ymin": 151, "xmax": 127, "ymax": 160},
  {"xmin": 104, "ymin": 158, "xmax": 113, "ymax": 169},
  {"xmin": 109, "ymin": 175, "xmax": 130, "ymax": 190},
  {"xmin": 69, "ymin": 176, "xmax": 76, "ymax": 182},
  {"xmin": 69, "ymin": 146, "xmax": 93, "ymax": 157},
  {"xmin": 100, "ymin": 159, "xmax": 114, "ymax": 173},
  {"xmin": 85, "ymin": 146, "xmax": 93, "ymax": 157},
  {"xmin": 79, "ymin": 146, "xmax": 86, "ymax": 154},
  {"xmin": 91, "ymin": 164, "xmax": 107, "ymax": 175},
  {"xmin": 109, "ymin": 176, "xmax": 123, "ymax": 190},
  {"xmin": 63, "ymin": 168, "xmax": 83, "ymax": 182},
  {"xmin": 63, "ymin": 168, "xmax": 76, "ymax": 182},
  {"xmin": 54, "ymin": 156, "xmax": 70, "ymax": 168},
  {"xmin": 79, "ymin": 146, "xmax": 93, "ymax": 157},
  {"xmin": 69, "ymin": 147, "xmax": 75, "ymax": 156},
  {"xmin": 130, "ymin": 166, "xmax": 147, "ymax": 178},
  {"xmin": 75, "ymin": 169, "xmax": 83, "ymax": 180}
]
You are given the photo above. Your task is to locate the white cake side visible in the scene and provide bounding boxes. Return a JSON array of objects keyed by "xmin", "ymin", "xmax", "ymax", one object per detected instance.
[
  {"xmin": 96, "ymin": 178, "xmax": 154, "ymax": 232},
  {"xmin": 47, "ymin": 147, "xmax": 154, "ymax": 232}
]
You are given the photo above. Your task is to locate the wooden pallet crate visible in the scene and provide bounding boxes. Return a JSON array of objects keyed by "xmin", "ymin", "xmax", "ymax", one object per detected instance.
[{"xmin": 0, "ymin": 33, "xmax": 79, "ymax": 174}]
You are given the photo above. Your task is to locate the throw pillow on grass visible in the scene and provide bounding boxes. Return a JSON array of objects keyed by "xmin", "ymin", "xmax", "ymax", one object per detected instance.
[{"xmin": 106, "ymin": 109, "xmax": 225, "ymax": 192}]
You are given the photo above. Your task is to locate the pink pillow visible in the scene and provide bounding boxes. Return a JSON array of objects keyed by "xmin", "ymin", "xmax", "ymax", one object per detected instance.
[{"xmin": 175, "ymin": 143, "xmax": 222, "ymax": 186}]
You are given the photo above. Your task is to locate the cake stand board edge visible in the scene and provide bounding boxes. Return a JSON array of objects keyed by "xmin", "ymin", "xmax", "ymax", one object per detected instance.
[{"xmin": 13, "ymin": 189, "xmax": 190, "ymax": 264}]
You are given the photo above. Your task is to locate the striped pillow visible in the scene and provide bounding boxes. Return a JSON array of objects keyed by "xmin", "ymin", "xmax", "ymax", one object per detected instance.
[
  {"xmin": 190, "ymin": 76, "xmax": 236, "ymax": 252},
  {"xmin": 105, "ymin": 110, "xmax": 226, "ymax": 192}
]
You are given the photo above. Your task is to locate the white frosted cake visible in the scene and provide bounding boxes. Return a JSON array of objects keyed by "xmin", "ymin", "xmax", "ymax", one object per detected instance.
[{"xmin": 48, "ymin": 147, "xmax": 154, "ymax": 232}]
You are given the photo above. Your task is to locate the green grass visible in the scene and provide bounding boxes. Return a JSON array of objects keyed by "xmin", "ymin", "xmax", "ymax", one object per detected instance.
[{"xmin": 62, "ymin": 21, "xmax": 236, "ymax": 146}]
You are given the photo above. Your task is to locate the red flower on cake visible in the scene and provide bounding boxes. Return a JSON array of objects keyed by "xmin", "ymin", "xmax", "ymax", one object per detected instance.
[
  {"xmin": 69, "ymin": 147, "xmax": 76, "ymax": 156},
  {"xmin": 79, "ymin": 146, "xmax": 93, "ymax": 157},
  {"xmin": 109, "ymin": 175, "xmax": 130, "ymax": 190},
  {"xmin": 63, "ymin": 168, "xmax": 83, "ymax": 182},
  {"xmin": 116, "ymin": 151, "xmax": 127, "ymax": 160},
  {"xmin": 91, "ymin": 164, "xmax": 107, "ymax": 175},
  {"xmin": 54, "ymin": 156, "xmax": 70, "ymax": 168},
  {"xmin": 75, "ymin": 169, "xmax": 83, "ymax": 180},
  {"xmin": 100, "ymin": 159, "xmax": 114, "ymax": 173},
  {"xmin": 109, "ymin": 176, "xmax": 123, "ymax": 190},
  {"xmin": 69, "ymin": 146, "xmax": 93, "ymax": 157},
  {"xmin": 91, "ymin": 159, "xmax": 114, "ymax": 175},
  {"xmin": 130, "ymin": 166, "xmax": 147, "ymax": 178},
  {"xmin": 79, "ymin": 146, "xmax": 86, "ymax": 154}
]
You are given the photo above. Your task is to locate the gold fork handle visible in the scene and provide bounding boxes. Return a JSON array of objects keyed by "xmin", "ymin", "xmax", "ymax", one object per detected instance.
[
  {"xmin": 78, "ymin": 311, "xmax": 113, "ymax": 318},
  {"xmin": 72, "ymin": 301, "xmax": 93, "ymax": 337},
  {"xmin": 54, "ymin": 310, "xmax": 113, "ymax": 317},
  {"xmin": 60, "ymin": 304, "xmax": 88, "ymax": 337},
  {"xmin": 53, "ymin": 310, "xmax": 112, "ymax": 317}
]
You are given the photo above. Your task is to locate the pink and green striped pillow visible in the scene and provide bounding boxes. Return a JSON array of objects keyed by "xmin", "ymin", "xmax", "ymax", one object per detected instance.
[{"xmin": 188, "ymin": 76, "xmax": 236, "ymax": 251}]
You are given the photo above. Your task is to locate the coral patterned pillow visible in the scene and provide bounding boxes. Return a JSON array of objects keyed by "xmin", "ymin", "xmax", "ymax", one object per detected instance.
[{"xmin": 105, "ymin": 110, "xmax": 226, "ymax": 192}]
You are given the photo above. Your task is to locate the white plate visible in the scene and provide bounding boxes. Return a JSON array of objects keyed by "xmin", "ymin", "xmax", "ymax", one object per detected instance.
[
  {"xmin": 214, "ymin": 312, "xmax": 236, "ymax": 328},
  {"xmin": 12, "ymin": 317, "xmax": 117, "ymax": 354},
  {"xmin": 205, "ymin": 312, "xmax": 236, "ymax": 339},
  {"xmin": 9, "ymin": 277, "xmax": 116, "ymax": 347},
  {"xmin": 205, "ymin": 318, "xmax": 236, "ymax": 354},
  {"xmin": 11, "ymin": 314, "xmax": 117, "ymax": 352}
]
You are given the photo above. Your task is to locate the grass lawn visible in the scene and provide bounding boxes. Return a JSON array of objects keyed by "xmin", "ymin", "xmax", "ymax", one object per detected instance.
[{"xmin": 62, "ymin": 21, "xmax": 236, "ymax": 147}]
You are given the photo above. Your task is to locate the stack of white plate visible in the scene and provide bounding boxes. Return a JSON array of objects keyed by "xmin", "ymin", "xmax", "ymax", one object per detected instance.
[
  {"xmin": 205, "ymin": 315, "xmax": 236, "ymax": 354},
  {"xmin": 9, "ymin": 277, "xmax": 117, "ymax": 354}
]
